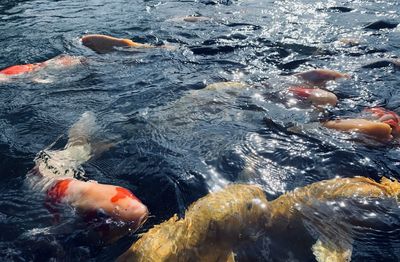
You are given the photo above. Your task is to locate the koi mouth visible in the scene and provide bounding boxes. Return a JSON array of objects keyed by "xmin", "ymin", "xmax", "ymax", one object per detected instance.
[
  {"xmin": 365, "ymin": 107, "xmax": 400, "ymax": 130},
  {"xmin": 138, "ymin": 212, "xmax": 149, "ymax": 227}
]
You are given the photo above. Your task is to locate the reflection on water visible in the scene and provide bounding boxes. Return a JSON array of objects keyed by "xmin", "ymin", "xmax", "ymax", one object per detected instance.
[{"xmin": 1, "ymin": 0, "xmax": 400, "ymax": 261}]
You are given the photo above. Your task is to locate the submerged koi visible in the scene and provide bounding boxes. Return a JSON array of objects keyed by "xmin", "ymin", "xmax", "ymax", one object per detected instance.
[
  {"xmin": 295, "ymin": 69, "xmax": 350, "ymax": 85},
  {"xmin": 81, "ymin": 34, "xmax": 152, "ymax": 53},
  {"xmin": 0, "ymin": 55, "xmax": 83, "ymax": 82},
  {"xmin": 288, "ymin": 86, "xmax": 338, "ymax": 106},
  {"xmin": 365, "ymin": 107, "xmax": 400, "ymax": 137},
  {"xmin": 0, "ymin": 63, "xmax": 41, "ymax": 76},
  {"xmin": 323, "ymin": 118, "xmax": 393, "ymax": 141}
]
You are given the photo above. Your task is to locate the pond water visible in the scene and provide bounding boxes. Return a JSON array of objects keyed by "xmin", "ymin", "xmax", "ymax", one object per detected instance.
[{"xmin": 1, "ymin": 0, "xmax": 400, "ymax": 261}]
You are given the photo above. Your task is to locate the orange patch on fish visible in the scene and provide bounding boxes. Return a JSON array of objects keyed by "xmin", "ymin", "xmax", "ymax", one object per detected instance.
[
  {"xmin": 0, "ymin": 64, "xmax": 39, "ymax": 75},
  {"xmin": 111, "ymin": 187, "xmax": 139, "ymax": 203},
  {"xmin": 47, "ymin": 179, "xmax": 72, "ymax": 203}
]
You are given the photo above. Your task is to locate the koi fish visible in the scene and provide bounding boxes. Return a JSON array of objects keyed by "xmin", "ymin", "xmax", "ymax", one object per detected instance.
[
  {"xmin": 364, "ymin": 107, "xmax": 400, "ymax": 137},
  {"xmin": 323, "ymin": 118, "xmax": 393, "ymax": 141},
  {"xmin": 118, "ymin": 176, "xmax": 400, "ymax": 262},
  {"xmin": 81, "ymin": 34, "xmax": 152, "ymax": 53},
  {"xmin": 288, "ymin": 86, "xmax": 338, "ymax": 106},
  {"xmin": 295, "ymin": 69, "xmax": 350, "ymax": 85},
  {"xmin": 45, "ymin": 178, "xmax": 148, "ymax": 229},
  {"xmin": 362, "ymin": 59, "xmax": 400, "ymax": 69},
  {"xmin": 182, "ymin": 16, "xmax": 211, "ymax": 22},
  {"xmin": 28, "ymin": 112, "xmax": 148, "ymax": 234},
  {"xmin": 337, "ymin": 38, "xmax": 360, "ymax": 47},
  {"xmin": 0, "ymin": 55, "xmax": 83, "ymax": 82},
  {"xmin": 204, "ymin": 81, "xmax": 248, "ymax": 90}
]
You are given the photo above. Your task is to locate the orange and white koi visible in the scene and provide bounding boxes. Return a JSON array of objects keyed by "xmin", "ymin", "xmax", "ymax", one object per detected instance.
[
  {"xmin": 27, "ymin": 112, "xmax": 148, "ymax": 233},
  {"xmin": 45, "ymin": 178, "xmax": 148, "ymax": 228},
  {"xmin": 0, "ymin": 55, "xmax": 83, "ymax": 82}
]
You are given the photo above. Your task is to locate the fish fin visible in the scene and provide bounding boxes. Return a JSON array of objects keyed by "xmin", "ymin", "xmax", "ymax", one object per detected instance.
[
  {"xmin": 312, "ymin": 239, "xmax": 352, "ymax": 262},
  {"xmin": 215, "ymin": 250, "xmax": 235, "ymax": 262},
  {"xmin": 225, "ymin": 251, "xmax": 236, "ymax": 262},
  {"xmin": 59, "ymin": 112, "xmax": 98, "ymax": 166},
  {"xmin": 66, "ymin": 111, "xmax": 97, "ymax": 148},
  {"xmin": 88, "ymin": 141, "xmax": 119, "ymax": 160},
  {"xmin": 32, "ymin": 77, "xmax": 54, "ymax": 84}
]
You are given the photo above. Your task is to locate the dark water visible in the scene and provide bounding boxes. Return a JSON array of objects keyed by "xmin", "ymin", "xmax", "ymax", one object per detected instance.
[{"xmin": 1, "ymin": 0, "xmax": 400, "ymax": 261}]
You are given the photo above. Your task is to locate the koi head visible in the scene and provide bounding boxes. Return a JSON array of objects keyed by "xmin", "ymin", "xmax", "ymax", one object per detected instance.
[
  {"xmin": 108, "ymin": 187, "xmax": 149, "ymax": 229},
  {"xmin": 365, "ymin": 107, "xmax": 400, "ymax": 137}
]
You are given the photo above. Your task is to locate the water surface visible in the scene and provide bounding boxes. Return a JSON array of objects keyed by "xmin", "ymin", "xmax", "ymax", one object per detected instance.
[{"xmin": 1, "ymin": 0, "xmax": 400, "ymax": 261}]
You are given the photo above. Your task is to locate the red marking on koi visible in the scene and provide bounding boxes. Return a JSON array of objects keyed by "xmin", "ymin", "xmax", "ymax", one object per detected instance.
[
  {"xmin": 110, "ymin": 187, "xmax": 139, "ymax": 203},
  {"xmin": 0, "ymin": 64, "xmax": 39, "ymax": 75},
  {"xmin": 47, "ymin": 179, "xmax": 72, "ymax": 203},
  {"xmin": 366, "ymin": 107, "xmax": 400, "ymax": 128},
  {"xmin": 288, "ymin": 86, "xmax": 314, "ymax": 98}
]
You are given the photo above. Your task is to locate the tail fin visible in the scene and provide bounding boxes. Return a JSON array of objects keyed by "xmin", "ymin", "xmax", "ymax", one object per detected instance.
[
  {"xmin": 39, "ymin": 111, "xmax": 98, "ymax": 175},
  {"xmin": 32, "ymin": 112, "xmax": 115, "ymax": 180},
  {"xmin": 58, "ymin": 111, "xmax": 98, "ymax": 167},
  {"xmin": 66, "ymin": 111, "xmax": 97, "ymax": 148},
  {"xmin": 67, "ymin": 111, "xmax": 116, "ymax": 160}
]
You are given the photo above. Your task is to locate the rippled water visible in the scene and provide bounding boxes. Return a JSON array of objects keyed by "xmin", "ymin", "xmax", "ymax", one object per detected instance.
[{"xmin": 1, "ymin": 0, "xmax": 400, "ymax": 261}]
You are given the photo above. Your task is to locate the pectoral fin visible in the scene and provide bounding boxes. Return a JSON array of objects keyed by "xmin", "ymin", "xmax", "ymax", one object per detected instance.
[
  {"xmin": 312, "ymin": 239, "xmax": 352, "ymax": 262},
  {"xmin": 226, "ymin": 251, "xmax": 236, "ymax": 262}
]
